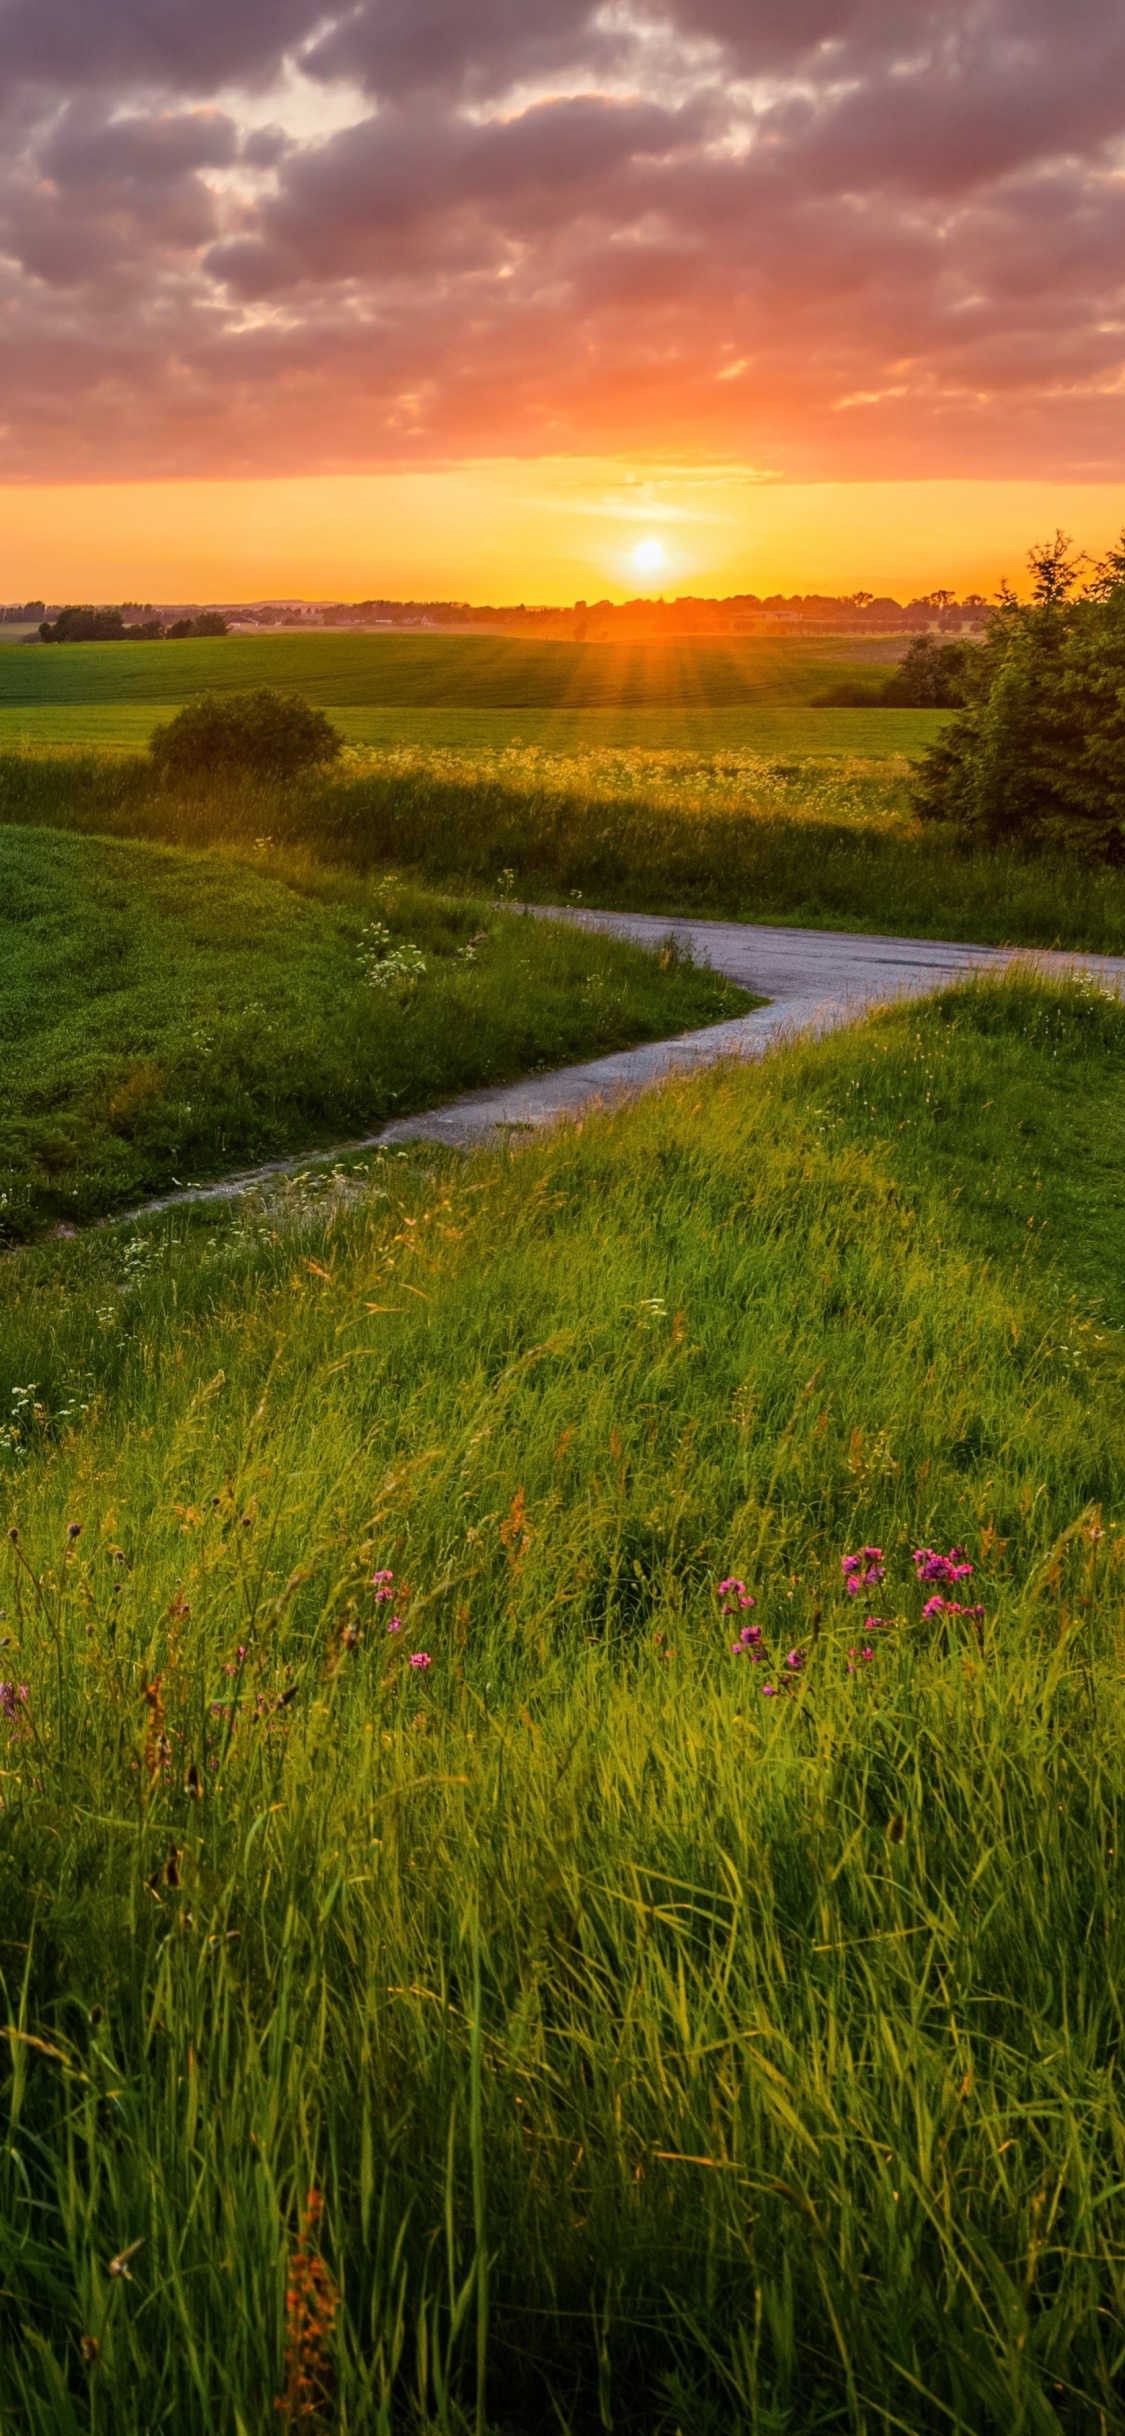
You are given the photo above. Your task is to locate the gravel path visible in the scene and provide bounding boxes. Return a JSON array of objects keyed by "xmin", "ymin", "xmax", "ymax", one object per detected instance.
[{"xmin": 121, "ymin": 910, "xmax": 1125, "ymax": 1219}]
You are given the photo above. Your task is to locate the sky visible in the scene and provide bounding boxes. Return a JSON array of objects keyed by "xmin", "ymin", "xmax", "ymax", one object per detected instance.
[{"xmin": 2, "ymin": 0, "xmax": 1124, "ymax": 601}]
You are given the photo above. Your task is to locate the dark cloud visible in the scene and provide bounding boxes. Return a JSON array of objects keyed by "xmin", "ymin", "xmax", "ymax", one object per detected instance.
[{"xmin": 0, "ymin": 0, "xmax": 1123, "ymax": 481}]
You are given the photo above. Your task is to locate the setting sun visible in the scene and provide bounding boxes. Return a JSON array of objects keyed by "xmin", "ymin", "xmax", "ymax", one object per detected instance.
[{"xmin": 632, "ymin": 539, "xmax": 666, "ymax": 575}]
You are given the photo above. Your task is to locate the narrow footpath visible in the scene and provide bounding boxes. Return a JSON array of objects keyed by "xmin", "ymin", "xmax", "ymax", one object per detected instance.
[{"xmin": 126, "ymin": 910, "xmax": 1125, "ymax": 1219}]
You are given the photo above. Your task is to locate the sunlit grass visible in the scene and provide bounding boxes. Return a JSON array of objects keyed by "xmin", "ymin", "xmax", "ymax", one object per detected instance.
[
  {"xmin": 3, "ymin": 971, "xmax": 1125, "ymax": 2429},
  {"xmin": 8, "ymin": 738, "xmax": 1125, "ymax": 954},
  {"xmin": 0, "ymin": 823, "xmax": 746, "ymax": 1238}
]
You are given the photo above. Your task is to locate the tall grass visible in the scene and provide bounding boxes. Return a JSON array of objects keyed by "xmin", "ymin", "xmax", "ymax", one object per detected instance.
[
  {"xmin": 3, "ymin": 973, "xmax": 1125, "ymax": 2430},
  {"xmin": 5, "ymin": 743, "xmax": 1125, "ymax": 953}
]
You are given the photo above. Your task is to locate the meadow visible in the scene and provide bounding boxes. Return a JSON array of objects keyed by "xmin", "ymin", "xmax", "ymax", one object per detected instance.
[
  {"xmin": 0, "ymin": 824, "xmax": 745, "ymax": 1239},
  {"xmin": 0, "ymin": 631, "xmax": 944, "ymax": 759},
  {"xmin": 9, "ymin": 738, "xmax": 1125, "ymax": 956},
  {"xmin": 3, "ymin": 969, "xmax": 1125, "ymax": 2432}
]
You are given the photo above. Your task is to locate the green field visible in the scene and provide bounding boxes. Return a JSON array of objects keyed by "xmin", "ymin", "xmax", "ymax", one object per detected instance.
[
  {"xmin": 0, "ymin": 699, "xmax": 946, "ymax": 757},
  {"xmin": 0, "ymin": 630, "xmax": 945, "ymax": 759},
  {"xmin": 3, "ymin": 970, "xmax": 1125, "ymax": 2430},
  {"xmin": 0, "ymin": 826, "xmax": 747, "ymax": 1238}
]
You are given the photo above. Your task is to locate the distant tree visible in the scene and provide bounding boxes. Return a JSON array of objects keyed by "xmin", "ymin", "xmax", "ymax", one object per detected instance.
[
  {"xmin": 926, "ymin": 589, "xmax": 957, "ymax": 612},
  {"xmin": 881, "ymin": 634, "xmax": 974, "ymax": 707},
  {"xmin": 914, "ymin": 531, "xmax": 1125, "ymax": 855},
  {"xmin": 39, "ymin": 605, "xmax": 126, "ymax": 642},
  {"xmin": 165, "ymin": 613, "xmax": 228, "ymax": 638},
  {"xmin": 815, "ymin": 633, "xmax": 976, "ymax": 710},
  {"xmin": 150, "ymin": 688, "xmax": 344, "ymax": 784}
]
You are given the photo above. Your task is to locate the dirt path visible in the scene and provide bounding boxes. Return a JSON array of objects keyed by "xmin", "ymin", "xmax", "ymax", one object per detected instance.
[{"xmin": 121, "ymin": 910, "xmax": 1125, "ymax": 1220}]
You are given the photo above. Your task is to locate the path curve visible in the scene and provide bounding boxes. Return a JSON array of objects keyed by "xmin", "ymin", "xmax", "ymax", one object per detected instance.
[{"xmin": 121, "ymin": 911, "xmax": 1125, "ymax": 1220}]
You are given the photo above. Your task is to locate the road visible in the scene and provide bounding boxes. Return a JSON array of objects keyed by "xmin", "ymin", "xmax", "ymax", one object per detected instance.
[{"xmin": 124, "ymin": 909, "xmax": 1125, "ymax": 1217}]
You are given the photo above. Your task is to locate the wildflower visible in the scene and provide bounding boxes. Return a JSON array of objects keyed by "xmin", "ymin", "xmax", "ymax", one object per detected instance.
[
  {"xmin": 841, "ymin": 1546, "xmax": 885, "ymax": 1596},
  {"xmin": 784, "ymin": 1648, "xmax": 805, "ymax": 1671},
  {"xmin": 386, "ymin": 1615, "xmax": 402, "ymax": 1634},
  {"xmin": 408, "ymin": 1652, "xmax": 432, "ymax": 1671},
  {"xmin": 865, "ymin": 1615, "xmax": 890, "ymax": 1631},
  {"xmin": 66, "ymin": 1521, "xmax": 82, "ymax": 1541},
  {"xmin": 0, "ymin": 1683, "xmax": 29, "ymax": 1718},
  {"xmin": 922, "ymin": 1594, "xmax": 947, "ymax": 1620},
  {"xmin": 718, "ymin": 1577, "xmax": 755, "ymax": 1612},
  {"xmin": 761, "ymin": 1682, "xmax": 777, "ymax": 1696},
  {"xmin": 913, "ymin": 1545, "xmax": 974, "ymax": 1586}
]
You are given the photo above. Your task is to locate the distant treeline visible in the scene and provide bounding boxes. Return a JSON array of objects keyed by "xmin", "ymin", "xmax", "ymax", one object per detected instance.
[
  {"xmin": 37, "ymin": 606, "xmax": 229, "ymax": 643},
  {"xmin": 9, "ymin": 591, "xmax": 989, "ymax": 644},
  {"xmin": 295, "ymin": 588, "xmax": 988, "ymax": 639}
]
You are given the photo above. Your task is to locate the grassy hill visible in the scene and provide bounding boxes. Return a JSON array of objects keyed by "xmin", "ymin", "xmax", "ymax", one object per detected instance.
[
  {"xmin": 0, "ymin": 825, "xmax": 747, "ymax": 1237},
  {"xmin": 2, "ymin": 969, "xmax": 1125, "ymax": 2429}
]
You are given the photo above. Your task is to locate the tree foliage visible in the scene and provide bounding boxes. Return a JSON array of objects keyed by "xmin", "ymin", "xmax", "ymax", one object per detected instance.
[
  {"xmin": 39, "ymin": 606, "xmax": 130, "ymax": 643},
  {"xmin": 39, "ymin": 606, "xmax": 229, "ymax": 642},
  {"xmin": 914, "ymin": 533, "xmax": 1125, "ymax": 855},
  {"xmin": 818, "ymin": 633, "xmax": 976, "ymax": 709},
  {"xmin": 149, "ymin": 688, "xmax": 344, "ymax": 783}
]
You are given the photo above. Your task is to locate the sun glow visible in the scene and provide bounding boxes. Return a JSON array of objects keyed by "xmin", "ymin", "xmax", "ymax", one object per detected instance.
[{"xmin": 632, "ymin": 538, "xmax": 666, "ymax": 574}]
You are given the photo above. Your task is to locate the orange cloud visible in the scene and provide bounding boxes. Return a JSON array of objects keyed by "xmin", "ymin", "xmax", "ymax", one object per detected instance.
[{"xmin": 0, "ymin": 0, "xmax": 1123, "ymax": 490}]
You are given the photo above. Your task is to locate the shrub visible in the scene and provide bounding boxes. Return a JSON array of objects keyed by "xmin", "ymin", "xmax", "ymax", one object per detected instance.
[
  {"xmin": 881, "ymin": 632, "xmax": 975, "ymax": 707},
  {"xmin": 914, "ymin": 532, "xmax": 1125, "ymax": 855},
  {"xmin": 817, "ymin": 633, "xmax": 976, "ymax": 709},
  {"xmin": 150, "ymin": 688, "xmax": 343, "ymax": 784}
]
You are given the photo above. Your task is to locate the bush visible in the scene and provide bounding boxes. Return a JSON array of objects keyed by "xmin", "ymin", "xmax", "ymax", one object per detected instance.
[
  {"xmin": 817, "ymin": 633, "xmax": 976, "ymax": 709},
  {"xmin": 150, "ymin": 688, "xmax": 343, "ymax": 783},
  {"xmin": 914, "ymin": 533, "xmax": 1125, "ymax": 855}
]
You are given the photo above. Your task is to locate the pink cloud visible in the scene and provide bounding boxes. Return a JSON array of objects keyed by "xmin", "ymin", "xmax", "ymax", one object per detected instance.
[{"xmin": 0, "ymin": 0, "xmax": 1122, "ymax": 482}]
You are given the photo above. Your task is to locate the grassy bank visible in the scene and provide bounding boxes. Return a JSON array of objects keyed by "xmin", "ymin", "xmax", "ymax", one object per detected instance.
[
  {"xmin": 2, "ymin": 970, "xmax": 1125, "ymax": 2431},
  {"xmin": 0, "ymin": 825, "xmax": 746, "ymax": 1239},
  {"xmin": 7, "ymin": 743, "xmax": 1125, "ymax": 954}
]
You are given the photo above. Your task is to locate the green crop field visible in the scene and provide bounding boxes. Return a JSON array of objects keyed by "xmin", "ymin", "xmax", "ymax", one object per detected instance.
[
  {"xmin": 0, "ymin": 825, "xmax": 747, "ymax": 1238},
  {"xmin": 3, "ymin": 968, "xmax": 1125, "ymax": 2430},
  {"xmin": 0, "ymin": 631, "xmax": 897, "ymax": 709},
  {"xmin": 0, "ymin": 630, "xmax": 946, "ymax": 758},
  {"xmin": 0, "ymin": 699, "xmax": 947, "ymax": 757}
]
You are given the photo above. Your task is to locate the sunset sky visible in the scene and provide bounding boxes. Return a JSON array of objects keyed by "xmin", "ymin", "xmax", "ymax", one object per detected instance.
[{"xmin": 3, "ymin": 0, "xmax": 1124, "ymax": 601}]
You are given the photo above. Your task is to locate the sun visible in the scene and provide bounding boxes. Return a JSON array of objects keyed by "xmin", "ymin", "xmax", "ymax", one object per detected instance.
[{"xmin": 632, "ymin": 538, "xmax": 666, "ymax": 574}]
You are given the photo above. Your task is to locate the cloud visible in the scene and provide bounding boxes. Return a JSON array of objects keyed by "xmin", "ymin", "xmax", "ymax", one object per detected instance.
[{"xmin": 0, "ymin": 0, "xmax": 1122, "ymax": 482}]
